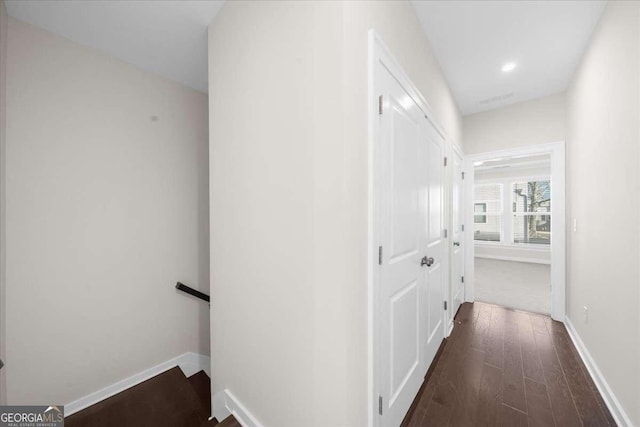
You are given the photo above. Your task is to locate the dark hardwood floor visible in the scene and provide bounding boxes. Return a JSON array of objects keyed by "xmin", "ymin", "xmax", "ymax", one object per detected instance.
[{"xmin": 405, "ymin": 302, "xmax": 616, "ymax": 426}]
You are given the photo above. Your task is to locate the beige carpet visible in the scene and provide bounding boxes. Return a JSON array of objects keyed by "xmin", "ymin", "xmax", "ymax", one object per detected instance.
[{"xmin": 474, "ymin": 258, "xmax": 551, "ymax": 315}]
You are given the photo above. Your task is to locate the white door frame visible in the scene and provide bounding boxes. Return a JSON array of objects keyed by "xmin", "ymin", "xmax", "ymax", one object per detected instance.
[
  {"xmin": 448, "ymin": 142, "xmax": 465, "ymax": 331},
  {"xmin": 464, "ymin": 142, "xmax": 566, "ymax": 321},
  {"xmin": 367, "ymin": 30, "xmax": 448, "ymax": 427}
]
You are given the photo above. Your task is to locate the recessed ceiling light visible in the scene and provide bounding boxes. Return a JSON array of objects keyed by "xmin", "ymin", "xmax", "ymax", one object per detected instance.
[{"xmin": 501, "ymin": 62, "xmax": 517, "ymax": 73}]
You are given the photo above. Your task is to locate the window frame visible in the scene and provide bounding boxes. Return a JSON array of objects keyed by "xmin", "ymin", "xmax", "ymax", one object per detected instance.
[
  {"xmin": 472, "ymin": 183, "xmax": 503, "ymax": 243},
  {"xmin": 473, "ymin": 202, "xmax": 487, "ymax": 224},
  {"xmin": 474, "ymin": 175, "xmax": 551, "ymax": 248}
]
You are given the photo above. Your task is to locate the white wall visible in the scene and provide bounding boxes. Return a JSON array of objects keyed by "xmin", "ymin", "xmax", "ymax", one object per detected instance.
[
  {"xmin": 208, "ymin": 3, "xmax": 316, "ymax": 426},
  {"xmin": 6, "ymin": 19, "xmax": 210, "ymax": 406},
  {"xmin": 207, "ymin": 1, "xmax": 462, "ymax": 426},
  {"xmin": 0, "ymin": 0, "xmax": 7, "ymax": 404},
  {"xmin": 464, "ymin": 93, "xmax": 565, "ymax": 154},
  {"xmin": 475, "ymin": 245, "xmax": 550, "ymax": 264},
  {"xmin": 565, "ymin": 1, "xmax": 640, "ymax": 425}
]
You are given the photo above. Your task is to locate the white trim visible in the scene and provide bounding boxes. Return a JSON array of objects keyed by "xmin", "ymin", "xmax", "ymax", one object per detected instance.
[
  {"xmin": 446, "ymin": 319, "xmax": 454, "ymax": 337},
  {"xmin": 474, "ymin": 254, "xmax": 551, "ymax": 265},
  {"xmin": 474, "ymin": 241, "xmax": 551, "ymax": 251},
  {"xmin": 564, "ymin": 317, "xmax": 633, "ymax": 427},
  {"xmin": 366, "ymin": 29, "xmax": 376, "ymax": 427},
  {"xmin": 449, "ymin": 142, "xmax": 466, "ymax": 323},
  {"xmin": 475, "ymin": 174, "xmax": 551, "ymax": 183},
  {"xmin": 212, "ymin": 389, "xmax": 265, "ymax": 427},
  {"xmin": 464, "ymin": 156, "xmax": 475, "ymax": 302},
  {"xmin": 64, "ymin": 352, "xmax": 210, "ymax": 417},
  {"xmin": 465, "ymin": 142, "xmax": 566, "ymax": 321}
]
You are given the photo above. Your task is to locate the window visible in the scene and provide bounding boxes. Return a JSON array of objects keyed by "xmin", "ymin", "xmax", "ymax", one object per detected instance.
[
  {"xmin": 473, "ymin": 178, "xmax": 551, "ymax": 246},
  {"xmin": 512, "ymin": 180, "xmax": 551, "ymax": 245},
  {"xmin": 474, "ymin": 203, "xmax": 487, "ymax": 223},
  {"xmin": 473, "ymin": 184, "xmax": 502, "ymax": 242}
]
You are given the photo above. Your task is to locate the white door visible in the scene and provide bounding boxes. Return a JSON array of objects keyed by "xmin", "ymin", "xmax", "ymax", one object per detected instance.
[
  {"xmin": 423, "ymin": 121, "xmax": 446, "ymax": 364},
  {"xmin": 451, "ymin": 149, "xmax": 465, "ymax": 316},
  {"xmin": 377, "ymin": 64, "xmax": 445, "ymax": 427}
]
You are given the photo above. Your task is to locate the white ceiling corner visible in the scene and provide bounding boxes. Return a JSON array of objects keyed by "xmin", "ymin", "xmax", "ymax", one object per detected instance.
[{"xmin": 5, "ymin": 0, "xmax": 225, "ymax": 93}]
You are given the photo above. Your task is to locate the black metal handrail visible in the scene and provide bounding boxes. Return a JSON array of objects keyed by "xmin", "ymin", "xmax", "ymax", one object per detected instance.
[{"xmin": 175, "ymin": 282, "xmax": 210, "ymax": 303}]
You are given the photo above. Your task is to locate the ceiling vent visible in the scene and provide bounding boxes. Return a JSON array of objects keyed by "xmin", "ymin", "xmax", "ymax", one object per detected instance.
[{"xmin": 479, "ymin": 92, "xmax": 515, "ymax": 105}]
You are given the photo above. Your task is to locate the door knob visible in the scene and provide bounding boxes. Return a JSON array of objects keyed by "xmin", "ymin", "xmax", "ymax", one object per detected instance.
[
  {"xmin": 421, "ymin": 256, "xmax": 434, "ymax": 267},
  {"xmin": 453, "ymin": 241, "xmax": 460, "ymax": 247}
]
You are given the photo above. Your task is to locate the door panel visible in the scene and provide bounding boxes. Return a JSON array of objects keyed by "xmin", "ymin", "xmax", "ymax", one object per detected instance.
[
  {"xmin": 377, "ymin": 63, "xmax": 446, "ymax": 427},
  {"xmin": 378, "ymin": 67, "xmax": 426, "ymax": 427},
  {"xmin": 390, "ymin": 103, "xmax": 420, "ymax": 260},
  {"xmin": 390, "ymin": 280, "xmax": 419, "ymax": 403}
]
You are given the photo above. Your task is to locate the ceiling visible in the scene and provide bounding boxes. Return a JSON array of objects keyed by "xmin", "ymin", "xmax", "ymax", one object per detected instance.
[
  {"xmin": 412, "ymin": 1, "xmax": 606, "ymax": 116},
  {"xmin": 7, "ymin": 0, "xmax": 606, "ymax": 107},
  {"xmin": 6, "ymin": 0, "xmax": 225, "ymax": 93}
]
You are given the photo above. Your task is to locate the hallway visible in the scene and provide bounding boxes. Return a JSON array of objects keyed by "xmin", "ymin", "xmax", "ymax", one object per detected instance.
[{"xmin": 405, "ymin": 302, "xmax": 615, "ymax": 426}]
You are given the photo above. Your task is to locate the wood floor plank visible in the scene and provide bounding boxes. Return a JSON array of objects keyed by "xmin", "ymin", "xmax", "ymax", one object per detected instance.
[
  {"xmin": 437, "ymin": 306, "xmax": 479, "ymax": 388},
  {"xmin": 421, "ymin": 400, "xmax": 452, "ymax": 427},
  {"xmin": 217, "ymin": 416, "xmax": 242, "ymax": 427},
  {"xmin": 534, "ymin": 330, "xmax": 582, "ymax": 427},
  {"xmin": 524, "ymin": 378, "xmax": 556, "ymax": 427},
  {"xmin": 485, "ymin": 306, "xmax": 505, "ymax": 368},
  {"xmin": 470, "ymin": 303, "xmax": 492, "ymax": 352},
  {"xmin": 405, "ymin": 401, "xmax": 428, "ymax": 427},
  {"xmin": 502, "ymin": 318, "xmax": 526, "ymax": 412},
  {"xmin": 447, "ymin": 349, "xmax": 485, "ymax": 427},
  {"xmin": 518, "ymin": 312, "xmax": 545, "ymax": 383},
  {"xmin": 529, "ymin": 314, "xmax": 548, "ymax": 334},
  {"xmin": 499, "ymin": 404, "xmax": 528, "ymax": 427},
  {"xmin": 474, "ymin": 363, "xmax": 504, "ymax": 426},
  {"xmin": 431, "ymin": 381, "xmax": 457, "ymax": 408}
]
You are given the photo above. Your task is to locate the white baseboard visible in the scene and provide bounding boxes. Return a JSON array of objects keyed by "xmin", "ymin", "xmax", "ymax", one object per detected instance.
[
  {"xmin": 65, "ymin": 352, "xmax": 210, "ymax": 417},
  {"xmin": 212, "ymin": 389, "xmax": 264, "ymax": 427},
  {"xmin": 475, "ymin": 254, "xmax": 550, "ymax": 264},
  {"xmin": 564, "ymin": 317, "xmax": 633, "ymax": 427}
]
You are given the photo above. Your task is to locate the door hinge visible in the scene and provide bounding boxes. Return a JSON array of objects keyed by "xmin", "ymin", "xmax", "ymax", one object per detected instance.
[
  {"xmin": 462, "ymin": 171, "xmax": 465, "ymax": 180},
  {"xmin": 461, "ymin": 276, "xmax": 465, "ymax": 283},
  {"xmin": 378, "ymin": 395, "xmax": 383, "ymax": 415},
  {"xmin": 378, "ymin": 246, "xmax": 383, "ymax": 265},
  {"xmin": 378, "ymin": 95, "xmax": 383, "ymax": 115},
  {"xmin": 444, "ymin": 301, "xmax": 448, "ymax": 310},
  {"xmin": 444, "ymin": 229, "xmax": 448, "ymax": 238},
  {"xmin": 461, "ymin": 224, "xmax": 465, "ymax": 232},
  {"xmin": 444, "ymin": 156, "xmax": 448, "ymax": 167}
]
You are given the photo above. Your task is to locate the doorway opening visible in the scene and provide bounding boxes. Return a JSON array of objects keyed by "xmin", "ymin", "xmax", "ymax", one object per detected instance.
[
  {"xmin": 473, "ymin": 154, "xmax": 551, "ymax": 314},
  {"xmin": 465, "ymin": 143, "xmax": 565, "ymax": 320}
]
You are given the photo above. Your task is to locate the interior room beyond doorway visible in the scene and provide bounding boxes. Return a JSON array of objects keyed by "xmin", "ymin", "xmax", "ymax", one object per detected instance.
[{"xmin": 473, "ymin": 154, "xmax": 552, "ymax": 314}]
